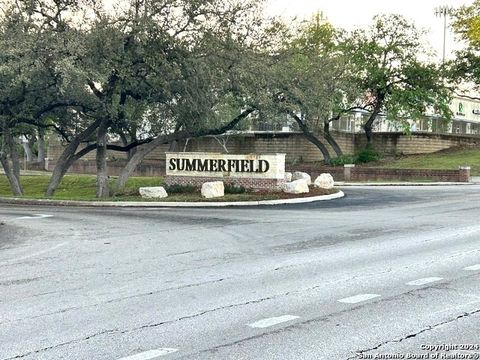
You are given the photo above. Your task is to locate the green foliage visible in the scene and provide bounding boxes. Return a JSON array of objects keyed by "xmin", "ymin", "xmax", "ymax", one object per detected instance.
[
  {"xmin": 271, "ymin": 13, "xmax": 356, "ymax": 131},
  {"xmin": 330, "ymin": 149, "xmax": 380, "ymax": 165},
  {"xmin": 164, "ymin": 184, "xmax": 198, "ymax": 194},
  {"xmin": 356, "ymin": 148, "xmax": 380, "ymax": 163},
  {"xmin": 452, "ymin": 2, "xmax": 480, "ymax": 47},
  {"xmin": 344, "ymin": 14, "xmax": 452, "ymax": 129},
  {"xmin": 451, "ymin": 1, "xmax": 480, "ymax": 90},
  {"xmin": 224, "ymin": 184, "xmax": 246, "ymax": 194},
  {"xmin": 329, "ymin": 155, "xmax": 357, "ymax": 166}
]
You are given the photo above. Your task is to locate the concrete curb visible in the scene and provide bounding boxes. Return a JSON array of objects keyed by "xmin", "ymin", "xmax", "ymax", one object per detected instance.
[
  {"xmin": 336, "ymin": 182, "xmax": 476, "ymax": 186},
  {"xmin": 0, "ymin": 190, "xmax": 344, "ymax": 208}
]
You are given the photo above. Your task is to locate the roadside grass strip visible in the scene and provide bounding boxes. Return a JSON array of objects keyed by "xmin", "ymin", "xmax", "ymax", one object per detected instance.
[
  {"xmin": 247, "ymin": 315, "xmax": 300, "ymax": 328},
  {"xmin": 338, "ymin": 294, "xmax": 381, "ymax": 304},
  {"xmin": 117, "ymin": 348, "xmax": 178, "ymax": 360},
  {"xmin": 406, "ymin": 277, "xmax": 443, "ymax": 286}
]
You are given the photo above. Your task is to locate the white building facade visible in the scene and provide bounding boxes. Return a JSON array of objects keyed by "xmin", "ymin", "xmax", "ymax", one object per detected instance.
[{"xmin": 329, "ymin": 95, "xmax": 480, "ymax": 135}]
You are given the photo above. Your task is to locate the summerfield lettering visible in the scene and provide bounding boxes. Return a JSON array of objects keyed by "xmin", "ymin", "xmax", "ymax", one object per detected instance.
[
  {"xmin": 169, "ymin": 158, "xmax": 270, "ymax": 173},
  {"xmin": 165, "ymin": 152, "xmax": 285, "ymax": 182}
]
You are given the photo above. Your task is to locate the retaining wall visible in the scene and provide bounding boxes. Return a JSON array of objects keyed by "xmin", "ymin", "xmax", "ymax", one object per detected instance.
[{"xmin": 44, "ymin": 132, "xmax": 480, "ymax": 179}]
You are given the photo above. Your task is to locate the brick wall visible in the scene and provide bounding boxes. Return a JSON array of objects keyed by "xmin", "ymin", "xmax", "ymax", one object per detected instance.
[
  {"xmin": 164, "ymin": 175, "xmax": 285, "ymax": 191},
  {"xmin": 349, "ymin": 168, "xmax": 468, "ymax": 182},
  {"xmin": 290, "ymin": 165, "xmax": 470, "ymax": 183}
]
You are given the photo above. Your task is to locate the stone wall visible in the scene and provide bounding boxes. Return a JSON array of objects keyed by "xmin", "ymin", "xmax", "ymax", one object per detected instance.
[
  {"xmin": 45, "ymin": 131, "xmax": 480, "ymax": 177},
  {"xmin": 46, "ymin": 132, "xmax": 356, "ymax": 166},
  {"xmin": 177, "ymin": 132, "xmax": 355, "ymax": 163},
  {"xmin": 356, "ymin": 132, "xmax": 480, "ymax": 155}
]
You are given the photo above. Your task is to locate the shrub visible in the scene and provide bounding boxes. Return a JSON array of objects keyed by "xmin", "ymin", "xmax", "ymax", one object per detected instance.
[
  {"xmin": 224, "ymin": 184, "xmax": 246, "ymax": 194},
  {"xmin": 329, "ymin": 149, "xmax": 380, "ymax": 166},
  {"xmin": 164, "ymin": 184, "xmax": 197, "ymax": 194},
  {"xmin": 329, "ymin": 155, "xmax": 357, "ymax": 166},
  {"xmin": 356, "ymin": 148, "xmax": 380, "ymax": 163}
]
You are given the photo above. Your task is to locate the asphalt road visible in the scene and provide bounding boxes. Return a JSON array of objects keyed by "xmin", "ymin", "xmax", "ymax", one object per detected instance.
[{"xmin": 1, "ymin": 186, "xmax": 480, "ymax": 360}]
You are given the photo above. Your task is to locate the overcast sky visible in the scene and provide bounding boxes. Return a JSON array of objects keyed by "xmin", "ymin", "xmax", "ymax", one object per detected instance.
[{"xmin": 265, "ymin": 0, "xmax": 472, "ymax": 61}]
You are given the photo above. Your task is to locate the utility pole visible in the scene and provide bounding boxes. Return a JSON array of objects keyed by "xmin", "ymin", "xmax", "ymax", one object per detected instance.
[{"xmin": 434, "ymin": 5, "xmax": 452, "ymax": 63}]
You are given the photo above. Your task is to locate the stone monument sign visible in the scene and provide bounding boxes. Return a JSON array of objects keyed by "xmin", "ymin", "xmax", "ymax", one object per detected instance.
[{"xmin": 165, "ymin": 152, "xmax": 286, "ymax": 191}]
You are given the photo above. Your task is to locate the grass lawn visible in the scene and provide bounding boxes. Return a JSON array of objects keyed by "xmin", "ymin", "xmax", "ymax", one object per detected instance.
[
  {"xmin": 0, "ymin": 174, "xmax": 163, "ymax": 201},
  {"xmin": 368, "ymin": 147, "xmax": 480, "ymax": 176},
  {"xmin": 0, "ymin": 174, "xmax": 337, "ymax": 202}
]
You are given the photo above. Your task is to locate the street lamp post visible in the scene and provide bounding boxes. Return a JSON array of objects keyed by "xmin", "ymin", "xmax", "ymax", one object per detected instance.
[{"xmin": 434, "ymin": 5, "xmax": 452, "ymax": 63}]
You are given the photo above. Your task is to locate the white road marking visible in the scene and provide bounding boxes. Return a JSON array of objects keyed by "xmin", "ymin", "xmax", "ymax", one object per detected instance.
[
  {"xmin": 15, "ymin": 214, "xmax": 53, "ymax": 220},
  {"xmin": 247, "ymin": 315, "xmax": 300, "ymax": 328},
  {"xmin": 0, "ymin": 242, "xmax": 67, "ymax": 266},
  {"xmin": 406, "ymin": 277, "xmax": 443, "ymax": 286},
  {"xmin": 464, "ymin": 264, "xmax": 480, "ymax": 271},
  {"xmin": 338, "ymin": 294, "xmax": 381, "ymax": 304},
  {"xmin": 117, "ymin": 348, "xmax": 178, "ymax": 360}
]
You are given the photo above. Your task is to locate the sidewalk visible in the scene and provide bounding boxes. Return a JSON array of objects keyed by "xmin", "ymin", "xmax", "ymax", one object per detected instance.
[{"xmin": 335, "ymin": 181, "xmax": 477, "ymax": 186}]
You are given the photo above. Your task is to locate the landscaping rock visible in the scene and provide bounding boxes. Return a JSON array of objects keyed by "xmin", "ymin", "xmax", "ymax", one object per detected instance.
[
  {"xmin": 292, "ymin": 171, "xmax": 311, "ymax": 185},
  {"xmin": 283, "ymin": 179, "xmax": 309, "ymax": 194},
  {"xmin": 201, "ymin": 181, "xmax": 224, "ymax": 198},
  {"xmin": 314, "ymin": 173, "xmax": 335, "ymax": 189},
  {"xmin": 285, "ymin": 172, "xmax": 292, "ymax": 182},
  {"xmin": 139, "ymin": 186, "xmax": 168, "ymax": 199}
]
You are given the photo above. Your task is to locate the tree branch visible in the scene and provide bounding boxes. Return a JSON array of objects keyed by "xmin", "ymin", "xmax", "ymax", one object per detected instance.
[{"xmin": 73, "ymin": 138, "xmax": 153, "ymax": 160}]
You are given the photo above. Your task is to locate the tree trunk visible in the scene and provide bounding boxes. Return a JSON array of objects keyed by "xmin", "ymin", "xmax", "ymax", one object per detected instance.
[
  {"xmin": 323, "ymin": 121, "xmax": 343, "ymax": 157},
  {"xmin": 22, "ymin": 141, "xmax": 34, "ymax": 163},
  {"xmin": 288, "ymin": 111, "xmax": 331, "ymax": 164},
  {"xmin": 37, "ymin": 128, "xmax": 46, "ymax": 165},
  {"xmin": 363, "ymin": 99, "xmax": 384, "ymax": 148},
  {"xmin": 45, "ymin": 141, "xmax": 80, "ymax": 197},
  {"xmin": 114, "ymin": 134, "xmax": 170, "ymax": 193},
  {"xmin": 0, "ymin": 154, "xmax": 23, "ymax": 196},
  {"xmin": 303, "ymin": 131, "xmax": 331, "ymax": 164},
  {"xmin": 45, "ymin": 119, "xmax": 102, "ymax": 197},
  {"xmin": 0, "ymin": 120, "xmax": 23, "ymax": 196},
  {"xmin": 113, "ymin": 108, "xmax": 255, "ymax": 194},
  {"xmin": 4, "ymin": 128, "xmax": 21, "ymax": 181},
  {"xmin": 0, "ymin": 144, "xmax": 23, "ymax": 196},
  {"xmin": 96, "ymin": 121, "xmax": 110, "ymax": 198},
  {"xmin": 363, "ymin": 121, "xmax": 374, "ymax": 147}
]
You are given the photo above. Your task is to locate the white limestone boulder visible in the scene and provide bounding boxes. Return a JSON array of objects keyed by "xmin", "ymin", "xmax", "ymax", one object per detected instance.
[
  {"xmin": 139, "ymin": 186, "xmax": 168, "ymax": 199},
  {"xmin": 314, "ymin": 173, "xmax": 335, "ymax": 189},
  {"xmin": 283, "ymin": 179, "xmax": 309, "ymax": 194},
  {"xmin": 292, "ymin": 171, "xmax": 311, "ymax": 185},
  {"xmin": 201, "ymin": 181, "xmax": 224, "ymax": 198},
  {"xmin": 284, "ymin": 172, "xmax": 292, "ymax": 182}
]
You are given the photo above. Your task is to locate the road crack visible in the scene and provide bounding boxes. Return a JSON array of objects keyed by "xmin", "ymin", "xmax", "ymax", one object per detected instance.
[
  {"xmin": 346, "ymin": 307, "xmax": 480, "ymax": 359},
  {"xmin": 2, "ymin": 329, "xmax": 118, "ymax": 359},
  {"xmin": 1, "ymin": 294, "xmax": 276, "ymax": 359}
]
